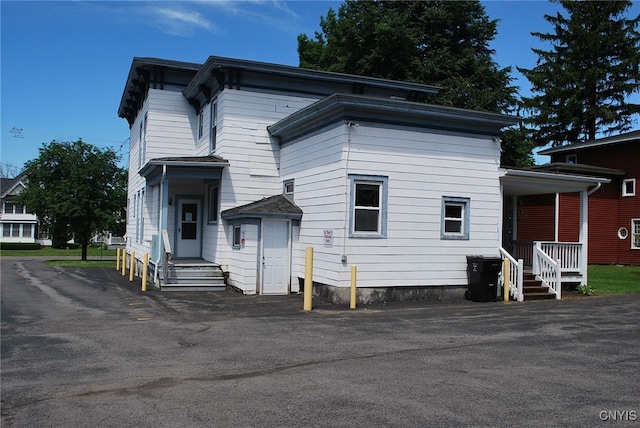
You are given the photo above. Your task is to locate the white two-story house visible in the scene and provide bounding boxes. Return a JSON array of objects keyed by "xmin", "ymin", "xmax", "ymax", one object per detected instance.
[
  {"xmin": 0, "ymin": 173, "xmax": 39, "ymax": 244},
  {"xmin": 118, "ymin": 56, "xmax": 607, "ymax": 303}
]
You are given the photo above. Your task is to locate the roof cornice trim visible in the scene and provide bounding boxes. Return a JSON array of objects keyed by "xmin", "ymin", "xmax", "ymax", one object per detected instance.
[
  {"xmin": 183, "ymin": 55, "xmax": 440, "ymax": 99},
  {"xmin": 268, "ymin": 93, "xmax": 520, "ymax": 142}
]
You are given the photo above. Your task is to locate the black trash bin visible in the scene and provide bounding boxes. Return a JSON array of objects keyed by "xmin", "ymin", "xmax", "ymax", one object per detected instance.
[{"xmin": 466, "ymin": 256, "xmax": 502, "ymax": 302}]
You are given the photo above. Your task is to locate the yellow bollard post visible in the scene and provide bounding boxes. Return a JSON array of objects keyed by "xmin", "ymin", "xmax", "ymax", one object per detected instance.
[
  {"xmin": 303, "ymin": 247, "xmax": 313, "ymax": 311},
  {"xmin": 116, "ymin": 248, "xmax": 120, "ymax": 271},
  {"xmin": 129, "ymin": 251, "xmax": 135, "ymax": 282},
  {"xmin": 503, "ymin": 258, "xmax": 510, "ymax": 302},
  {"xmin": 350, "ymin": 265, "xmax": 357, "ymax": 309},
  {"xmin": 121, "ymin": 250, "xmax": 126, "ymax": 276},
  {"xmin": 141, "ymin": 253, "xmax": 149, "ymax": 292}
]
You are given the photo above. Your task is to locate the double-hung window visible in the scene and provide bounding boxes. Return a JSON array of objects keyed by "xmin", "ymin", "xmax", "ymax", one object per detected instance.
[
  {"xmin": 210, "ymin": 99, "xmax": 218, "ymax": 153},
  {"xmin": 198, "ymin": 110, "xmax": 204, "ymax": 140},
  {"xmin": 441, "ymin": 196, "xmax": 470, "ymax": 240},
  {"xmin": 632, "ymin": 219, "xmax": 640, "ymax": 250},
  {"xmin": 349, "ymin": 175, "xmax": 388, "ymax": 238}
]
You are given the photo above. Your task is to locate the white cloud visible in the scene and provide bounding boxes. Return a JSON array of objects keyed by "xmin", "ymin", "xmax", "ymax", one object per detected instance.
[{"xmin": 147, "ymin": 5, "xmax": 217, "ymax": 36}]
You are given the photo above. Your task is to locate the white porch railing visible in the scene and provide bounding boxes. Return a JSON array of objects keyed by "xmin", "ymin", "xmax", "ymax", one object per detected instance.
[
  {"xmin": 499, "ymin": 247, "xmax": 524, "ymax": 302},
  {"xmin": 537, "ymin": 241, "xmax": 582, "ymax": 273},
  {"xmin": 533, "ymin": 244, "xmax": 562, "ymax": 300}
]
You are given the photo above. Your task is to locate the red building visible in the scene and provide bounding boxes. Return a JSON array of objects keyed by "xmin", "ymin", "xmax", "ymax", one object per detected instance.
[{"xmin": 516, "ymin": 130, "xmax": 640, "ymax": 266}]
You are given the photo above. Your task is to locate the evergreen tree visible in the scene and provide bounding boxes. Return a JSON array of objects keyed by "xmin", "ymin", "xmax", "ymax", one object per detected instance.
[
  {"xmin": 519, "ymin": 0, "xmax": 640, "ymax": 147},
  {"xmin": 18, "ymin": 140, "xmax": 127, "ymax": 260}
]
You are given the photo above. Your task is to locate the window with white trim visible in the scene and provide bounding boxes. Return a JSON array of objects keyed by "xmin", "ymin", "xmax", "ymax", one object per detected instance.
[
  {"xmin": 622, "ymin": 178, "xmax": 636, "ymax": 197},
  {"xmin": 208, "ymin": 183, "xmax": 219, "ymax": 224},
  {"xmin": 283, "ymin": 179, "xmax": 294, "ymax": 201},
  {"xmin": 232, "ymin": 225, "xmax": 242, "ymax": 248},
  {"xmin": 198, "ymin": 110, "xmax": 204, "ymax": 140},
  {"xmin": 349, "ymin": 175, "xmax": 388, "ymax": 238},
  {"xmin": 441, "ymin": 196, "xmax": 470, "ymax": 240},
  {"xmin": 632, "ymin": 219, "xmax": 640, "ymax": 250},
  {"xmin": 138, "ymin": 113, "xmax": 147, "ymax": 169},
  {"xmin": 210, "ymin": 99, "xmax": 218, "ymax": 153}
]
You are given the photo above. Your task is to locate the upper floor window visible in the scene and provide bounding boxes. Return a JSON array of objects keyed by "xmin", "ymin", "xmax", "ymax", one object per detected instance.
[
  {"xmin": 622, "ymin": 178, "xmax": 636, "ymax": 197},
  {"xmin": 198, "ymin": 110, "xmax": 204, "ymax": 140},
  {"xmin": 210, "ymin": 99, "xmax": 218, "ymax": 153},
  {"xmin": 349, "ymin": 175, "xmax": 388, "ymax": 238},
  {"xmin": 138, "ymin": 113, "xmax": 147, "ymax": 169},
  {"xmin": 441, "ymin": 196, "xmax": 470, "ymax": 240},
  {"xmin": 566, "ymin": 154, "xmax": 577, "ymax": 164},
  {"xmin": 283, "ymin": 179, "xmax": 294, "ymax": 201}
]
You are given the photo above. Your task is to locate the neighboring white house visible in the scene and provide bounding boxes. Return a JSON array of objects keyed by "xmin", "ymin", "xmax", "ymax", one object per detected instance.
[
  {"xmin": 0, "ymin": 173, "xmax": 39, "ymax": 244},
  {"xmin": 118, "ymin": 56, "xmax": 608, "ymax": 302}
]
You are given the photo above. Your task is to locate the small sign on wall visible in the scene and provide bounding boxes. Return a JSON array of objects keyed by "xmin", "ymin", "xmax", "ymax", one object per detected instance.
[{"xmin": 323, "ymin": 229, "xmax": 334, "ymax": 247}]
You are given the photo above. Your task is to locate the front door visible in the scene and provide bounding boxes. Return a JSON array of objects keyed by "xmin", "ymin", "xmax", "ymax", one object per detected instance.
[
  {"xmin": 261, "ymin": 220, "xmax": 289, "ymax": 295},
  {"xmin": 177, "ymin": 199, "xmax": 201, "ymax": 258}
]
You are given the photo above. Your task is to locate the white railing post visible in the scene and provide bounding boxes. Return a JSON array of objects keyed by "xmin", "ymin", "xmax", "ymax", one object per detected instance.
[
  {"xmin": 555, "ymin": 259, "xmax": 561, "ymax": 300},
  {"xmin": 517, "ymin": 259, "xmax": 524, "ymax": 302}
]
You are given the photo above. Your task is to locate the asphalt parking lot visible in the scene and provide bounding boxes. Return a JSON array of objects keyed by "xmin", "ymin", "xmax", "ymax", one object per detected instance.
[{"xmin": 1, "ymin": 257, "xmax": 639, "ymax": 427}]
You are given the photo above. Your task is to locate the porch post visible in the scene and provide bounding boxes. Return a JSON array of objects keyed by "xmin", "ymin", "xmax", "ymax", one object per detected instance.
[
  {"xmin": 160, "ymin": 166, "xmax": 169, "ymax": 231},
  {"xmin": 554, "ymin": 193, "xmax": 560, "ymax": 242},
  {"xmin": 579, "ymin": 190, "xmax": 588, "ymax": 286}
]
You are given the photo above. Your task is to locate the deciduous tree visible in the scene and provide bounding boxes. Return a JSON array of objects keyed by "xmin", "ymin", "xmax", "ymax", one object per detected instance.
[{"xmin": 18, "ymin": 140, "xmax": 127, "ymax": 260}]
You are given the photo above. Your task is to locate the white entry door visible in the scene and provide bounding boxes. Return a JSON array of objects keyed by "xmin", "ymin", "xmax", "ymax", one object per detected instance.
[
  {"xmin": 177, "ymin": 199, "xmax": 201, "ymax": 258},
  {"xmin": 261, "ymin": 220, "xmax": 289, "ymax": 295}
]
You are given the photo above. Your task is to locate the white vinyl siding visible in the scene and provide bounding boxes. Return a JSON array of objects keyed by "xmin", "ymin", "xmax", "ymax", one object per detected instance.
[{"xmin": 282, "ymin": 123, "xmax": 501, "ymax": 289}]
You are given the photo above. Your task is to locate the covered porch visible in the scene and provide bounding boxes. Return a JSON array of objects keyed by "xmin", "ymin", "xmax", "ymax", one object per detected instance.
[
  {"xmin": 138, "ymin": 155, "xmax": 229, "ymax": 289},
  {"xmin": 499, "ymin": 168, "xmax": 610, "ymax": 301}
]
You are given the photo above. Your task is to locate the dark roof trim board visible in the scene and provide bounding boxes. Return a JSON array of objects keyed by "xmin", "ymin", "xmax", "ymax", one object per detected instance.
[
  {"xmin": 118, "ymin": 57, "xmax": 202, "ymax": 126},
  {"xmin": 221, "ymin": 195, "xmax": 303, "ymax": 221},
  {"xmin": 538, "ymin": 129, "xmax": 640, "ymax": 155},
  {"xmin": 268, "ymin": 93, "xmax": 520, "ymax": 142},
  {"xmin": 183, "ymin": 55, "xmax": 440, "ymax": 100},
  {"xmin": 139, "ymin": 155, "xmax": 229, "ymax": 186},
  {"xmin": 531, "ymin": 162, "xmax": 626, "ymax": 177}
]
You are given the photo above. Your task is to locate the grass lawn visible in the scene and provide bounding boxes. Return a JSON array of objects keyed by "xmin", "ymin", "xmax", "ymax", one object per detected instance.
[
  {"xmin": 587, "ymin": 265, "xmax": 640, "ymax": 295},
  {"xmin": 44, "ymin": 260, "xmax": 117, "ymax": 268},
  {"xmin": 1, "ymin": 247, "xmax": 117, "ymax": 258}
]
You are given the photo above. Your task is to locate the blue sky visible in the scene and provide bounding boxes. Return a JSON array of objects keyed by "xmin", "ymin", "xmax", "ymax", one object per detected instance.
[{"xmin": 2, "ymin": 1, "xmax": 639, "ymax": 174}]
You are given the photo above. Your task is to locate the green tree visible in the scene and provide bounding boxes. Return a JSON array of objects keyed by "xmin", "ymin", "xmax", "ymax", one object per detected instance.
[
  {"xmin": 298, "ymin": 0, "xmax": 517, "ymax": 112},
  {"xmin": 519, "ymin": 0, "xmax": 640, "ymax": 147},
  {"xmin": 298, "ymin": 0, "xmax": 528, "ymax": 166},
  {"xmin": 18, "ymin": 140, "xmax": 127, "ymax": 260}
]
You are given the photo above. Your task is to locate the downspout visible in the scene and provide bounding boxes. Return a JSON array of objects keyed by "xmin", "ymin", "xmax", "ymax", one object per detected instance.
[
  {"xmin": 587, "ymin": 182, "xmax": 602, "ymax": 196},
  {"xmin": 155, "ymin": 164, "xmax": 168, "ymax": 284},
  {"xmin": 342, "ymin": 121, "xmax": 357, "ymax": 265}
]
